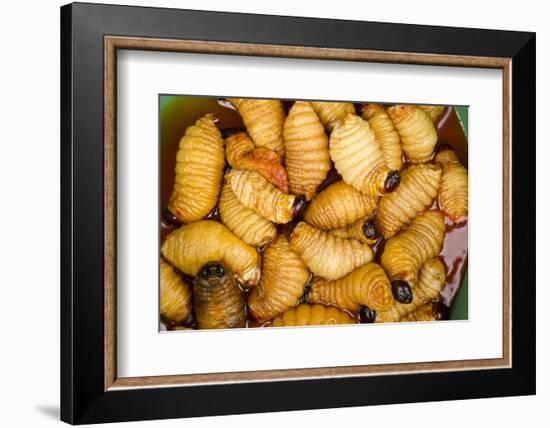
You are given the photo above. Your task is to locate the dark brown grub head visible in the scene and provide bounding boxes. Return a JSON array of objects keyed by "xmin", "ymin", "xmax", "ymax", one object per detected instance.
[
  {"xmin": 291, "ymin": 194, "xmax": 307, "ymax": 219},
  {"xmin": 162, "ymin": 207, "xmax": 182, "ymax": 228},
  {"xmin": 359, "ymin": 305, "xmax": 376, "ymax": 323},
  {"xmin": 198, "ymin": 261, "xmax": 226, "ymax": 280},
  {"xmin": 391, "ymin": 280, "xmax": 413, "ymax": 304},
  {"xmin": 384, "ymin": 170, "xmax": 401, "ymax": 193},
  {"xmin": 432, "ymin": 301, "xmax": 449, "ymax": 321},
  {"xmin": 362, "ymin": 219, "xmax": 380, "ymax": 242}
]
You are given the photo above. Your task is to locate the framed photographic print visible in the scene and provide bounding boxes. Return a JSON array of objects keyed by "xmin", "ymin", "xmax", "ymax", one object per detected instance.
[{"xmin": 60, "ymin": 2, "xmax": 536, "ymax": 424}]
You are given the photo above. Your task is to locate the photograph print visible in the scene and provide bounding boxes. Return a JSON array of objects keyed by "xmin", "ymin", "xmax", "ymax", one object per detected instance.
[{"xmin": 159, "ymin": 96, "xmax": 469, "ymax": 331}]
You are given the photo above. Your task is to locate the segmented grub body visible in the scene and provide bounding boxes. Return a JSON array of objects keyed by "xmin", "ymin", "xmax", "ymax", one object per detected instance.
[
  {"xmin": 304, "ymin": 181, "xmax": 378, "ymax": 230},
  {"xmin": 283, "ymin": 101, "xmax": 331, "ymax": 200},
  {"xmin": 228, "ymin": 98, "xmax": 286, "ymax": 157},
  {"xmin": 376, "ymin": 258, "xmax": 446, "ymax": 323},
  {"xmin": 387, "ymin": 105, "xmax": 438, "ymax": 163},
  {"xmin": 194, "ymin": 262, "xmax": 247, "ymax": 329},
  {"xmin": 225, "ymin": 132, "xmax": 289, "ymax": 192},
  {"xmin": 159, "ymin": 258, "xmax": 193, "ymax": 323},
  {"xmin": 435, "ymin": 149, "xmax": 468, "ymax": 221},
  {"xmin": 361, "ymin": 104, "xmax": 403, "ymax": 171},
  {"xmin": 307, "ymin": 263, "xmax": 394, "ymax": 312},
  {"xmin": 168, "ymin": 114, "xmax": 225, "ymax": 223},
  {"xmin": 310, "ymin": 101, "xmax": 356, "ymax": 132},
  {"xmin": 248, "ymin": 235, "xmax": 310, "ymax": 323},
  {"xmin": 218, "ymin": 179, "xmax": 277, "ymax": 246},
  {"xmin": 380, "ymin": 211, "xmax": 445, "ymax": 288},
  {"xmin": 330, "ymin": 113, "xmax": 397, "ymax": 196},
  {"xmin": 270, "ymin": 304, "xmax": 356, "ymax": 327},
  {"xmin": 161, "ymin": 220, "xmax": 260, "ymax": 286},
  {"xmin": 290, "ymin": 222, "xmax": 374, "ymax": 280},
  {"xmin": 228, "ymin": 169, "xmax": 297, "ymax": 224},
  {"xmin": 376, "ymin": 164, "xmax": 442, "ymax": 238}
]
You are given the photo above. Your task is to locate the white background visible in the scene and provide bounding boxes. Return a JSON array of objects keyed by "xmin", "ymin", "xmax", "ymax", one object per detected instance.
[
  {"xmin": 0, "ymin": 0, "xmax": 546, "ymax": 427},
  {"xmin": 118, "ymin": 51, "xmax": 502, "ymax": 377}
]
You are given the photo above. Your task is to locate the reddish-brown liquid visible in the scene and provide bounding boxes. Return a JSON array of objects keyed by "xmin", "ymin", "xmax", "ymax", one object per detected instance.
[
  {"xmin": 160, "ymin": 98, "xmax": 468, "ymax": 329},
  {"xmin": 434, "ymin": 108, "xmax": 468, "ymax": 307}
]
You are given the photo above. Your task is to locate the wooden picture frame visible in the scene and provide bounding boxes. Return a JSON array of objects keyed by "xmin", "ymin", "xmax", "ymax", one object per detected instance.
[{"xmin": 61, "ymin": 2, "xmax": 535, "ymax": 424}]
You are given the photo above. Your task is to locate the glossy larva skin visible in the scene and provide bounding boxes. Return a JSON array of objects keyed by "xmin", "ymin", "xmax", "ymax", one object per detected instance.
[
  {"xmin": 159, "ymin": 258, "xmax": 193, "ymax": 323},
  {"xmin": 418, "ymin": 105, "xmax": 446, "ymax": 123},
  {"xmin": 376, "ymin": 164, "xmax": 442, "ymax": 238},
  {"xmin": 435, "ymin": 149, "xmax": 468, "ymax": 221},
  {"xmin": 218, "ymin": 179, "xmax": 277, "ymax": 247},
  {"xmin": 161, "ymin": 220, "xmax": 261, "ymax": 287},
  {"xmin": 167, "ymin": 114, "xmax": 225, "ymax": 223},
  {"xmin": 310, "ymin": 101, "xmax": 356, "ymax": 132},
  {"xmin": 401, "ymin": 303, "xmax": 440, "ymax": 322},
  {"xmin": 248, "ymin": 235, "xmax": 310, "ymax": 323},
  {"xmin": 330, "ymin": 113, "xmax": 394, "ymax": 196},
  {"xmin": 376, "ymin": 258, "xmax": 446, "ymax": 323},
  {"xmin": 225, "ymin": 131, "xmax": 253, "ymax": 166},
  {"xmin": 290, "ymin": 222, "xmax": 374, "ymax": 280},
  {"xmin": 283, "ymin": 101, "xmax": 331, "ymax": 200},
  {"xmin": 387, "ymin": 105, "xmax": 438, "ymax": 163},
  {"xmin": 225, "ymin": 132, "xmax": 289, "ymax": 193},
  {"xmin": 228, "ymin": 169, "xmax": 296, "ymax": 224},
  {"xmin": 227, "ymin": 98, "xmax": 286, "ymax": 158},
  {"xmin": 194, "ymin": 262, "xmax": 247, "ymax": 329},
  {"xmin": 270, "ymin": 304, "xmax": 356, "ymax": 327},
  {"xmin": 304, "ymin": 181, "xmax": 378, "ymax": 230},
  {"xmin": 381, "ymin": 210, "xmax": 446, "ymax": 288},
  {"xmin": 307, "ymin": 263, "xmax": 394, "ymax": 312},
  {"xmin": 361, "ymin": 104, "xmax": 403, "ymax": 171}
]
